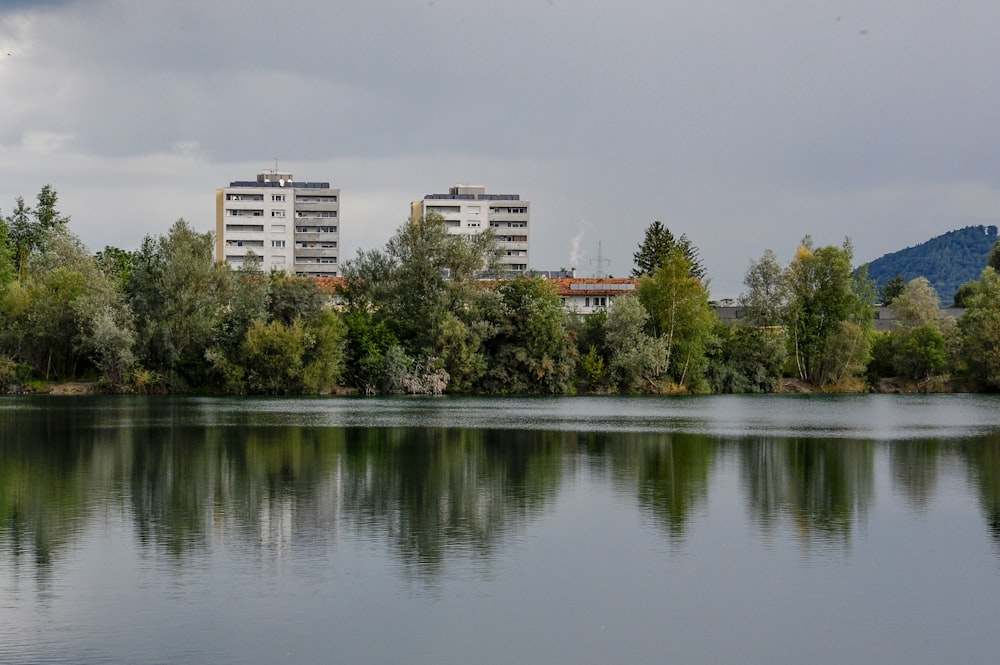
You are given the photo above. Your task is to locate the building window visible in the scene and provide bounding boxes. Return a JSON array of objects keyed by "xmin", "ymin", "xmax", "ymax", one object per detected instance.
[
  {"xmin": 467, "ymin": 205, "xmax": 480, "ymax": 213},
  {"xmin": 271, "ymin": 210, "xmax": 285, "ymax": 217},
  {"xmin": 271, "ymin": 224, "xmax": 285, "ymax": 233},
  {"xmin": 272, "ymin": 240, "xmax": 285, "ymax": 248},
  {"xmin": 296, "ymin": 210, "xmax": 337, "ymax": 218},
  {"xmin": 272, "ymin": 194, "xmax": 285, "ymax": 202},
  {"xmin": 271, "ymin": 255, "xmax": 286, "ymax": 264},
  {"xmin": 295, "ymin": 195, "xmax": 337, "ymax": 203},
  {"xmin": 468, "ymin": 220, "xmax": 480, "ymax": 227}
]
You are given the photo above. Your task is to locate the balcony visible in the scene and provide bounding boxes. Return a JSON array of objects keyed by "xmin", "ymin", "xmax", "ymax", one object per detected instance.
[
  {"xmin": 295, "ymin": 248, "xmax": 339, "ymax": 259},
  {"xmin": 225, "ymin": 224, "xmax": 265, "ymax": 233}
]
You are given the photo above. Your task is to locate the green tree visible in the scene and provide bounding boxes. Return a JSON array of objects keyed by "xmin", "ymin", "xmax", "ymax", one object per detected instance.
[
  {"xmin": 0, "ymin": 226, "xmax": 133, "ymax": 383},
  {"xmin": 433, "ymin": 285, "xmax": 501, "ymax": 393},
  {"xmin": 890, "ymin": 277, "xmax": 940, "ymax": 329},
  {"xmin": 632, "ymin": 220, "xmax": 704, "ymax": 280},
  {"xmin": 988, "ymin": 239, "xmax": 1000, "ymax": 273},
  {"xmin": 5, "ymin": 185, "xmax": 69, "ymax": 278},
  {"xmin": 34, "ymin": 184, "xmax": 70, "ymax": 230},
  {"xmin": 894, "ymin": 324, "xmax": 948, "ymax": 380},
  {"xmin": 384, "ymin": 212, "xmax": 497, "ymax": 352},
  {"xmin": 340, "ymin": 310, "xmax": 399, "ymax": 394},
  {"xmin": 738, "ymin": 248, "xmax": 787, "ymax": 326},
  {"xmin": 870, "ymin": 277, "xmax": 949, "ymax": 381},
  {"xmin": 784, "ymin": 237, "xmax": 874, "ymax": 385},
  {"xmin": 95, "ymin": 246, "xmax": 135, "ymax": 292},
  {"xmin": 86, "ymin": 303, "xmax": 138, "ymax": 389},
  {"xmin": 880, "ymin": 274, "xmax": 906, "ymax": 306},
  {"xmin": 479, "ymin": 277, "xmax": 577, "ymax": 394},
  {"xmin": 958, "ymin": 267, "xmax": 1000, "ymax": 389},
  {"xmin": 706, "ymin": 324, "xmax": 787, "ymax": 393},
  {"xmin": 953, "ymin": 280, "xmax": 976, "ymax": 307},
  {"xmin": 6, "ymin": 196, "xmax": 33, "ymax": 277},
  {"xmin": 340, "ymin": 213, "xmax": 500, "ymax": 393},
  {"xmin": 127, "ymin": 219, "xmax": 228, "ymax": 388},
  {"xmin": 206, "ymin": 266, "xmax": 346, "ymax": 395},
  {"xmin": 603, "ymin": 293, "xmax": 667, "ymax": 392},
  {"xmin": 638, "ymin": 247, "xmax": 716, "ymax": 389},
  {"xmin": 0, "ymin": 215, "xmax": 15, "ymax": 289},
  {"xmin": 267, "ymin": 272, "xmax": 327, "ymax": 325}
]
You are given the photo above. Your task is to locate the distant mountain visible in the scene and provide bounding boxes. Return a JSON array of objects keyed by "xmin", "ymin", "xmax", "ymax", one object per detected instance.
[{"xmin": 863, "ymin": 225, "xmax": 998, "ymax": 304}]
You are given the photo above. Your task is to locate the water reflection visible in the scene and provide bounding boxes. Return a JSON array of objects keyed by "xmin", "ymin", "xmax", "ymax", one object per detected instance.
[
  {"xmin": 961, "ymin": 435, "xmax": 1000, "ymax": 549},
  {"xmin": 3, "ymin": 396, "xmax": 1000, "ymax": 577},
  {"xmin": 740, "ymin": 439, "xmax": 874, "ymax": 548}
]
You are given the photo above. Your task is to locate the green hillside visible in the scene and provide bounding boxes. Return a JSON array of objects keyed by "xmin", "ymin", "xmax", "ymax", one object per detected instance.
[{"xmin": 863, "ymin": 225, "xmax": 998, "ymax": 304}]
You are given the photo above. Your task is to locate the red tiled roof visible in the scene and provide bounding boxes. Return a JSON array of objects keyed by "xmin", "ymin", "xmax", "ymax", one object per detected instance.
[{"xmin": 549, "ymin": 277, "xmax": 640, "ymax": 296}]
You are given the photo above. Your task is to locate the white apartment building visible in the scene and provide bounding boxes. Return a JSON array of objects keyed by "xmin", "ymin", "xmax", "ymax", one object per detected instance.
[
  {"xmin": 411, "ymin": 185, "xmax": 529, "ymax": 272},
  {"xmin": 216, "ymin": 171, "xmax": 340, "ymax": 277}
]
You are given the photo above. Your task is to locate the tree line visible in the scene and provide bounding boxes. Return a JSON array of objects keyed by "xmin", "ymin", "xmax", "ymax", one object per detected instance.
[{"xmin": 2, "ymin": 185, "xmax": 1000, "ymax": 394}]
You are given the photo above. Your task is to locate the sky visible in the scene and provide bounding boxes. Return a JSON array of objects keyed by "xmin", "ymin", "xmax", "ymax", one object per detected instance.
[{"xmin": 1, "ymin": 0, "xmax": 999, "ymax": 299}]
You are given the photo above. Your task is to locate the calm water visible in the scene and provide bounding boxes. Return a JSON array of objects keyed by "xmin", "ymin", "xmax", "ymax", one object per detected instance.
[{"xmin": 2, "ymin": 394, "xmax": 1000, "ymax": 664}]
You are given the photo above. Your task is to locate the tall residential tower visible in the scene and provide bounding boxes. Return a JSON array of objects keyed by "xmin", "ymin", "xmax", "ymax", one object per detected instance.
[
  {"xmin": 216, "ymin": 171, "xmax": 341, "ymax": 276},
  {"xmin": 411, "ymin": 185, "xmax": 529, "ymax": 272}
]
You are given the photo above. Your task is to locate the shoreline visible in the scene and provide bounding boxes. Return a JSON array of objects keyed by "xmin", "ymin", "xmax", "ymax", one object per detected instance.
[{"xmin": 11, "ymin": 377, "xmax": 986, "ymax": 397}]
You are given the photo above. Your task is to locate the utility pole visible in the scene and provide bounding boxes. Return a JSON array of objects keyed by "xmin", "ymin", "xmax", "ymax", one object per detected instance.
[{"xmin": 590, "ymin": 241, "xmax": 610, "ymax": 278}]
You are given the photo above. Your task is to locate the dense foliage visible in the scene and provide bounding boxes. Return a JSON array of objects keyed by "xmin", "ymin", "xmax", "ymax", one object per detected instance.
[
  {"xmin": 3, "ymin": 190, "xmax": 1000, "ymax": 394},
  {"xmin": 0, "ymin": 189, "xmax": 345, "ymax": 394}
]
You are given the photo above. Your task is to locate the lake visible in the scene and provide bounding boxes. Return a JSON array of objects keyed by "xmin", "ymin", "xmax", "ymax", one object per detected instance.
[{"xmin": 2, "ymin": 394, "xmax": 1000, "ymax": 664}]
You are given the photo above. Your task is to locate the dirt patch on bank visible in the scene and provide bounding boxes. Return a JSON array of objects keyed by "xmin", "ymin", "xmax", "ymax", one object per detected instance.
[
  {"xmin": 777, "ymin": 378, "xmax": 814, "ymax": 393},
  {"xmin": 45, "ymin": 382, "xmax": 98, "ymax": 395}
]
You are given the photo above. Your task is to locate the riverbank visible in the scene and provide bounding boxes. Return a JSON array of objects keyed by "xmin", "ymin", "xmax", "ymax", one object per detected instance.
[{"xmin": 15, "ymin": 377, "xmax": 984, "ymax": 396}]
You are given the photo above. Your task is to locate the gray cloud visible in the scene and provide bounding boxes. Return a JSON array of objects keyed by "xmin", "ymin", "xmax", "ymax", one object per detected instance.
[{"xmin": 2, "ymin": 0, "xmax": 1000, "ymax": 297}]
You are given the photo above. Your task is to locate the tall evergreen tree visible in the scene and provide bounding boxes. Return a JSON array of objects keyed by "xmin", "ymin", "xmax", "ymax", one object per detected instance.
[
  {"xmin": 5, "ymin": 185, "xmax": 70, "ymax": 278},
  {"xmin": 880, "ymin": 274, "xmax": 906, "ymax": 305},
  {"xmin": 631, "ymin": 221, "xmax": 705, "ymax": 280}
]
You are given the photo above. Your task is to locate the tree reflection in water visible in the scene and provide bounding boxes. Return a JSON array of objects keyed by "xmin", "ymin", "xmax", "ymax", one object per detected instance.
[{"xmin": 3, "ymin": 397, "xmax": 1000, "ymax": 578}]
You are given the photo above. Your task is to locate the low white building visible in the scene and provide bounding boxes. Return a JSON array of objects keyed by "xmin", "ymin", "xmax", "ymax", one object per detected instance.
[{"xmin": 552, "ymin": 277, "xmax": 639, "ymax": 314}]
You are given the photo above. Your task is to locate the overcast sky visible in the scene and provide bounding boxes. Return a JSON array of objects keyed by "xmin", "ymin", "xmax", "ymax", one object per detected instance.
[{"xmin": 2, "ymin": 0, "xmax": 998, "ymax": 298}]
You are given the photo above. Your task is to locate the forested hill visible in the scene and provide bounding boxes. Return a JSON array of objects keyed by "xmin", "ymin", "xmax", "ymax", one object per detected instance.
[{"xmin": 863, "ymin": 225, "xmax": 998, "ymax": 303}]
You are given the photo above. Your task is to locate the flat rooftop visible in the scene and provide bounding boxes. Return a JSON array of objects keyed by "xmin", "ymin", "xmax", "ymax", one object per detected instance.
[{"xmin": 228, "ymin": 181, "xmax": 332, "ymax": 189}]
